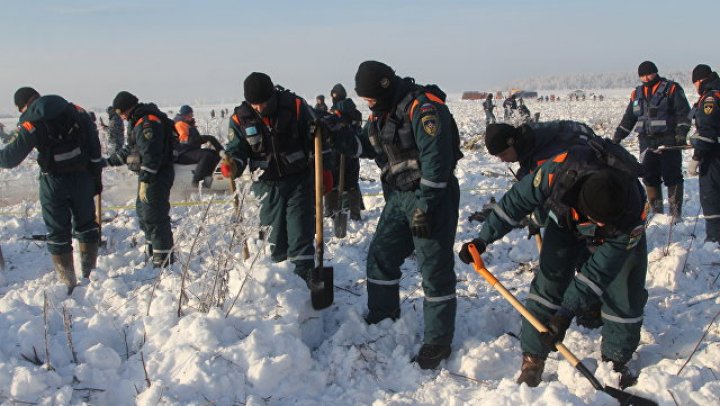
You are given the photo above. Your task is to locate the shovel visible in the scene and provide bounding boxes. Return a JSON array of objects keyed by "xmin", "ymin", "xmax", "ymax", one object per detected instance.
[
  {"xmin": 467, "ymin": 244, "xmax": 657, "ymax": 406},
  {"xmin": 95, "ymin": 192, "xmax": 107, "ymax": 248},
  {"xmin": 311, "ymin": 125, "xmax": 334, "ymax": 310},
  {"xmin": 333, "ymin": 154, "xmax": 348, "ymax": 238}
]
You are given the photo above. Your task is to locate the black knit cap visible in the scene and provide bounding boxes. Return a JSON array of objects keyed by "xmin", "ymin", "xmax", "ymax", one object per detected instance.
[
  {"xmin": 244, "ymin": 72, "xmax": 275, "ymax": 104},
  {"xmin": 112, "ymin": 91, "xmax": 139, "ymax": 113},
  {"xmin": 331, "ymin": 83, "xmax": 347, "ymax": 100},
  {"xmin": 354, "ymin": 60, "xmax": 397, "ymax": 100},
  {"xmin": 637, "ymin": 61, "xmax": 658, "ymax": 76},
  {"xmin": 485, "ymin": 123, "xmax": 521, "ymax": 155},
  {"xmin": 577, "ymin": 170, "xmax": 629, "ymax": 224},
  {"xmin": 14, "ymin": 87, "xmax": 40, "ymax": 111},
  {"xmin": 692, "ymin": 64, "xmax": 713, "ymax": 83}
]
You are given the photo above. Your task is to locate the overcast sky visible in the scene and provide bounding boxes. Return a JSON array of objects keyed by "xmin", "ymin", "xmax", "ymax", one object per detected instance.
[{"xmin": 0, "ymin": 0, "xmax": 715, "ymax": 113}]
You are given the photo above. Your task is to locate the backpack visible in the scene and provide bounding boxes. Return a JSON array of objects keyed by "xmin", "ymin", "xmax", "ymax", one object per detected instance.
[{"xmin": 588, "ymin": 137, "xmax": 644, "ymax": 178}]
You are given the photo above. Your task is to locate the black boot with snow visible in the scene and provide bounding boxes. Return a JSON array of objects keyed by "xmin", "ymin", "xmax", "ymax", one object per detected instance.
[
  {"xmin": 602, "ymin": 356, "xmax": 638, "ymax": 389},
  {"xmin": 413, "ymin": 344, "xmax": 451, "ymax": 370}
]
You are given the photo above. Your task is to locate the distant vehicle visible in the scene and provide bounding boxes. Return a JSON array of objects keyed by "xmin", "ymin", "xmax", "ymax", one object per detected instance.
[
  {"xmin": 568, "ymin": 90, "xmax": 586, "ymax": 98},
  {"xmin": 461, "ymin": 91, "xmax": 489, "ymax": 100},
  {"xmin": 513, "ymin": 90, "xmax": 538, "ymax": 99}
]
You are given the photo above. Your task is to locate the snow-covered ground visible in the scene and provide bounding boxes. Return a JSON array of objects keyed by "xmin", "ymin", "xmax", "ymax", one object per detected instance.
[{"xmin": 0, "ymin": 95, "xmax": 718, "ymax": 405}]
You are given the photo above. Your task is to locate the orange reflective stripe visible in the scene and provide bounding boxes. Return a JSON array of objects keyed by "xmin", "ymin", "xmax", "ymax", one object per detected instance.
[
  {"xmin": 570, "ymin": 208, "xmax": 580, "ymax": 221},
  {"xmin": 147, "ymin": 114, "xmax": 161, "ymax": 123},
  {"xmin": 73, "ymin": 104, "xmax": 86, "ymax": 113},
  {"xmin": 552, "ymin": 152, "xmax": 568, "ymax": 162},
  {"xmin": 548, "ymin": 173, "xmax": 555, "ymax": 186},
  {"xmin": 134, "ymin": 118, "xmax": 144, "ymax": 127},
  {"xmin": 425, "ymin": 92, "xmax": 445, "ymax": 105},
  {"xmin": 175, "ymin": 121, "xmax": 190, "ymax": 143},
  {"xmin": 334, "ymin": 110, "xmax": 342, "ymax": 117},
  {"xmin": 631, "ymin": 89, "xmax": 637, "ymax": 101},
  {"xmin": 21, "ymin": 122, "xmax": 35, "ymax": 132},
  {"xmin": 669, "ymin": 83, "xmax": 676, "ymax": 95},
  {"xmin": 409, "ymin": 100, "xmax": 421, "ymax": 121},
  {"xmin": 536, "ymin": 158, "xmax": 548, "ymax": 167},
  {"xmin": 262, "ymin": 117, "xmax": 271, "ymax": 126},
  {"xmin": 232, "ymin": 114, "xmax": 240, "ymax": 125},
  {"xmin": 295, "ymin": 98, "xmax": 302, "ymax": 119}
]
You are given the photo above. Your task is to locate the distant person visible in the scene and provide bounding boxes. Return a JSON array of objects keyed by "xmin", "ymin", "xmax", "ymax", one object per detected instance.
[
  {"xmin": 483, "ymin": 93, "xmax": 496, "ymax": 124},
  {"xmin": 315, "ymin": 94, "xmax": 328, "ymax": 113},
  {"xmin": 101, "ymin": 105, "xmax": 125, "ymax": 155},
  {"xmin": 210, "ymin": 109, "xmax": 216, "ymax": 119},
  {"xmin": 325, "ymin": 83, "xmax": 365, "ymax": 221},
  {"xmin": 173, "ymin": 105, "xmax": 224, "ymax": 187},
  {"xmin": 0, "ymin": 87, "xmax": 103, "ymax": 293},
  {"xmin": 613, "ymin": 60, "xmax": 691, "ymax": 219},
  {"xmin": 689, "ymin": 64, "xmax": 720, "ymax": 243},
  {"xmin": 517, "ymin": 98, "xmax": 532, "ymax": 123},
  {"xmin": 503, "ymin": 94, "xmax": 517, "ymax": 120},
  {"xmin": 107, "ymin": 91, "xmax": 176, "ymax": 268}
]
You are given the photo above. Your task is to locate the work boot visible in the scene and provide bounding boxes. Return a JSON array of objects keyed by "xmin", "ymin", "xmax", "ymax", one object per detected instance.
[
  {"xmin": 79, "ymin": 242, "xmax": 99, "ymax": 279},
  {"xmin": 576, "ymin": 302, "xmax": 603, "ymax": 329},
  {"xmin": 667, "ymin": 183, "xmax": 683, "ymax": 221},
  {"xmin": 348, "ymin": 188, "xmax": 364, "ymax": 221},
  {"xmin": 413, "ymin": 344, "xmax": 451, "ymax": 370},
  {"xmin": 51, "ymin": 253, "xmax": 77, "ymax": 295},
  {"xmin": 602, "ymin": 356, "xmax": 638, "ymax": 389},
  {"xmin": 152, "ymin": 251, "xmax": 175, "ymax": 268},
  {"xmin": 145, "ymin": 243, "xmax": 153, "ymax": 263},
  {"xmin": 516, "ymin": 354, "xmax": 545, "ymax": 387},
  {"xmin": 645, "ymin": 185, "xmax": 664, "ymax": 214},
  {"xmin": 324, "ymin": 189, "xmax": 339, "ymax": 218},
  {"xmin": 364, "ymin": 308, "xmax": 400, "ymax": 325}
]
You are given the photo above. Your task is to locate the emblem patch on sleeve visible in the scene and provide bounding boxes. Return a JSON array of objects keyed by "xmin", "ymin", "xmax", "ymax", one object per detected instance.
[
  {"xmin": 143, "ymin": 125, "xmax": 154, "ymax": 140},
  {"xmin": 533, "ymin": 168, "xmax": 543, "ymax": 188},
  {"xmin": 626, "ymin": 225, "xmax": 645, "ymax": 250},
  {"xmin": 704, "ymin": 97, "xmax": 714, "ymax": 115},
  {"xmin": 421, "ymin": 114, "xmax": 439, "ymax": 136}
]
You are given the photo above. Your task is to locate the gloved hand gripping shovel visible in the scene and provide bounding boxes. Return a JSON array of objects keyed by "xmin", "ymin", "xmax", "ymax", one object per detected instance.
[
  {"xmin": 333, "ymin": 154, "xmax": 348, "ymax": 238},
  {"xmin": 312, "ymin": 126, "xmax": 334, "ymax": 310},
  {"xmin": 467, "ymin": 244, "xmax": 657, "ymax": 406}
]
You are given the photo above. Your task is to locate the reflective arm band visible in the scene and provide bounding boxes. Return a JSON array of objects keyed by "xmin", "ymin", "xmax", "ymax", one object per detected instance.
[
  {"xmin": 54, "ymin": 148, "xmax": 81, "ymax": 162},
  {"xmin": 492, "ymin": 205, "xmax": 518, "ymax": 226},
  {"xmin": 141, "ymin": 166, "xmax": 158, "ymax": 174},
  {"xmin": 600, "ymin": 312, "xmax": 643, "ymax": 324}
]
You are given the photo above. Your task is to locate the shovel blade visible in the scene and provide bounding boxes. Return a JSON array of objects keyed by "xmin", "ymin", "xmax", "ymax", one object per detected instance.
[
  {"xmin": 310, "ymin": 266, "xmax": 334, "ymax": 310},
  {"xmin": 603, "ymin": 385, "xmax": 657, "ymax": 406},
  {"xmin": 333, "ymin": 211, "xmax": 348, "ymax": 239}
]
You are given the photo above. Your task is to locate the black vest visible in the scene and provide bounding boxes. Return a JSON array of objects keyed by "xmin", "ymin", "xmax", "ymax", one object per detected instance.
[
  {"xmin": 633, "ymin": 80, "xmax": 676, "ymax": 136},
  {"xmin": 235, "ymin": 90, "xmax": 307, "ymax": 180}
]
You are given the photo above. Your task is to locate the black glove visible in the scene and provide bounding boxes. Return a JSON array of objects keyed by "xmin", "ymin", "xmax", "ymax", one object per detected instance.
[
  {"xmin": 612, "ymin": 129, "xmax": 625, "ymax": 144},
  {"xmin": 675, "ymin": 133, "xmax": 688, "ymax": 146},
  {"xmin": 458, "ymin": 239, "xmax": 486, "ymax": 264},
  {"xmin": 107, "ymin": 149, "xmax": 128, "ymax": 166},
  {"xmin": 527, "ymin": 222, "xmax": 541, "ymax": 239},
  {"xmin": 540, "ymin": 308, "xmax": 573, "ymax": 351},
  {"xmin": 410, "ymin": 208, "xmax": 431, "ymax": 238}
]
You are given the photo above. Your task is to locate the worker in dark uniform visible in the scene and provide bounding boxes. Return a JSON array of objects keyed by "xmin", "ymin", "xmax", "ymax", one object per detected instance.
[
  {"xmin": 107, "ymin": 91, "xmax": 175, "ymax": 268},
  {"xmin": 332, "ymin": 61, "xmax": 463, "ymax": 369},
  {"xmin": 613, "ymin": 61, "xmax": 691, "ymax": 219},
  {"xmin": 0, "ymin": 87, "xmax": 104, "ymax": 293},
  {"xmin": 222, "ymin": 72, "xmax": 317, "ymax": 284},
  {"xmin": 324, "ymin": 83, "xmax": 365, "ymax": 221},
  {"xmin": 689, "ymin": 64, "xmax": 720, "ymax": 243},
  {"xmin": 483, "ymin": 93, "xmax": 496, "ymax": 125},
  {"xmin": 460, "ymin": 140, "xmax": 649, "ymax": 389},
  {"xmin": 173, "ymin": 105, "xmax": 223, "ymax": 187}
]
